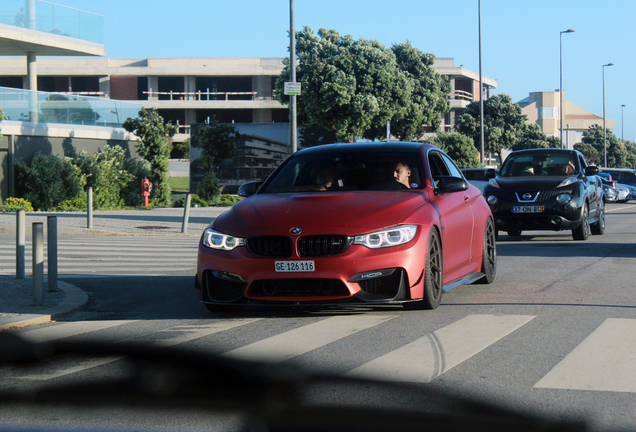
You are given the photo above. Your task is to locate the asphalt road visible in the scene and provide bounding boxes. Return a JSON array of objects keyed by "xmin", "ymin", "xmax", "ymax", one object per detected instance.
[{"xmin": 2, "ymin": 203, "xmax": 636, "ymax": 432}]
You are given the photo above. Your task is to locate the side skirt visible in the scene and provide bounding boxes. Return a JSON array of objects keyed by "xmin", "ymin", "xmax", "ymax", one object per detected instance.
[{"xmin": 443, "ymin": 272, "xmax": 485, "ymax": 293}]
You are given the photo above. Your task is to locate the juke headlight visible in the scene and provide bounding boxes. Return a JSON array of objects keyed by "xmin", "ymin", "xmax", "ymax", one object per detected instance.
[
  {"xmin": 202, "ymin": 228, "xmax": 244, "ymax": 251},
  {"xmin": 354, "ymin": 225, "xmax": 417, "ymax": 249}
]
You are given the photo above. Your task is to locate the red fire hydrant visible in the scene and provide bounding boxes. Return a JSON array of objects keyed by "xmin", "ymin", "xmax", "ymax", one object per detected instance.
[{"xmin": 141, "ymin": 178, "xmax": 152, "ymax": 207}]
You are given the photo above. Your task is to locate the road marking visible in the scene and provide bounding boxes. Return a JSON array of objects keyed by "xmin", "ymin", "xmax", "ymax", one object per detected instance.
[
  {"xmin": 345, "ymin": 314, "xmax": 535, "ymax": 383},
  {"xmin": 534, "ymin": 318, "xmax": 636, "ymax": 392},
  {"xmin": 18, "ymin": 319, "xmax": 261, "ymax": 381},
  {"xmin": 20, "ymin": 320, "xmax": 136, "ymax": 343},
  {"xmin": 223, "ymin": 315, "xmax": 396, "ymax": 362}
]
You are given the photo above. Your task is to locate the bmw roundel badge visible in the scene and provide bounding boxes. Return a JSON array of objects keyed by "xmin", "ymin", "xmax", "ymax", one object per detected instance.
[{"xmin": 291, "ymin": 227, "xmax": 303, "ymax": 235}]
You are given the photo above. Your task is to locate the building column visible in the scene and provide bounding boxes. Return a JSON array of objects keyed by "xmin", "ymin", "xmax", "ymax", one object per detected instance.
[
  {"xmin": 147, "ymin": 76, "xmax": 158, "ymax": 101},
  {"xmin": 185, "ymin": 76, "xmax": 196, "ymax": 101},
  {"xmin": 26, "ymin": 51, "xmax": 38, "ymax": 123}
]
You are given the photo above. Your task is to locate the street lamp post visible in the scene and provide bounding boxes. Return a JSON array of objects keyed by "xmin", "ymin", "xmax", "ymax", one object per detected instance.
[
  {"xmin": 478, "ymin": 0, "xmax": 484, "ymax": 165},
  {"xmin": 602, "ymin": 63, "xmax": 614, "ymax": 167},
  {"xmin": 289, "ymin": 0, "xmax": 297, "ymax": 154},
  {"xmin": 621, "ymin": 104, "xmax": 626, "ymax": 141},
  {"xmin": 560, "ymin": 29, "xmax": 574, "ymax": 148}
]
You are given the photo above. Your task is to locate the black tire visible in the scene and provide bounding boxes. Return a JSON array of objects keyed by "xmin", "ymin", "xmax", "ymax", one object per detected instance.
[
  {"xmin": 572, "ymin": 202, "xmax": 590, "ymax": 240},
  {"xmin": 507, "ymin": 230, "xmax": 522, "ymax": 237},
  {"xmin": 403, "ymin": 229, "xmax": 443, "ymax": 310},
  {"xmin": 591, "ymin": 200, "xmax": 605, "ymax": 235},
  {"xmin": 476, "ymin": 218, "xmax": 497, "ymax": 284}
]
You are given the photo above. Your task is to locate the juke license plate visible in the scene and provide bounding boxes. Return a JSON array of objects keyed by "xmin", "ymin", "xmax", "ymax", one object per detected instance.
[
  {"xmin": 275, "ymin": 261, "xmax": 315, "ymax": 272},
  {"xmin": 512, "ymin": 206, "xmax": 544, "ymax": 213}
]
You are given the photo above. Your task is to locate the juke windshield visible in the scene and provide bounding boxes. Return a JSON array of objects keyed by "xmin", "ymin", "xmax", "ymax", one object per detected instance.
[
  {"xmin": 261, "ymin": 151, "xmax": 425, "ymax": 193},
  {"xmin": 499, "ymin": 152, "xmax": 579, "ymax": 177}
]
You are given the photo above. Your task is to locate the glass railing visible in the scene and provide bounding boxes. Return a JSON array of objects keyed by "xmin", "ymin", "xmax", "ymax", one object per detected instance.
[
  {"xmin": 0, "ymin": 87, "xmax": 143, "ymax": 128},
  {"xmin": 0, "ymin": 0, "xmax": 103, "ymax": 44}
]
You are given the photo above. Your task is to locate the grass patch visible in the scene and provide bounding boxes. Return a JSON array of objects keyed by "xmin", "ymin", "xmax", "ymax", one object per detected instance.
[{"xmin": 168, "ymin": 177, "xmax": 190, "ymax": 192}]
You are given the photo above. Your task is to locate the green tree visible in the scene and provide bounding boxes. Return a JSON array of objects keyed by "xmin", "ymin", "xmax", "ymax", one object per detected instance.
[
  {"xmin": 454, "ymin": 94, "xmax": 527, "ymax": 162},
  {"xmin": 192, "ymin": 118, "xmax": 239, "ymax": 200},
  {"xmin": 509, "ymin": 123, "xmax": 550, "ymax": 151},
  {"xmin": 275, "ymin": 27, "xmax": 449, "ymax": 142},
  {"xmin": 581, "ymin": 124, "xmax": 627, "ymax": 167},
  {"xmin": 73, "ymin": 146, "xmax": 134, "ymax": 209},
  {"xmin": 574, "ymin": 142, "xmax": 601, "ymax": 166},
  {"xmin": 623, "ymin": 140, "xmax": 636, "ymax": 168},
  {"xmin": 426, "ymin": 132, "xmax": 481, "ymax": 168},
  {"xmin": 15, "ymin": 153, "xmax": 86, "ymax": 211},
  {"xmin": 123, "ymin": 108, "xmax": 176, "ymax": 207}
]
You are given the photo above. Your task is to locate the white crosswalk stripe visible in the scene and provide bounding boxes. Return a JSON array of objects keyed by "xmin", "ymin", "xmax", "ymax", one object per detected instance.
[
  {"xmin": 0, "ymin": 236, "xmax": 200, "ymax": 276},
  {"xmin": 534, "ymin": 318, "xmax": 636, "ymax": 393},
  {"xmin": 223, "ymin": 315, "xmax": 396, "ymax": 362},
  {"xmin": 346, "ymin": 314, "xmax": 535, "ymax": 382},
  {"xmin": 14, "ymin": 319, "xmax": 263, "ymax": 381}
]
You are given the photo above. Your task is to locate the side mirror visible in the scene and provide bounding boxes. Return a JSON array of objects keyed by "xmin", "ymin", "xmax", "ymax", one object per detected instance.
[
  {"xmin": 485, "ymin": 168, "xmax": 497, "ymax": 179},
  {"xmin": 585, "ymin": 166, "xmax": 600, "ymax": 176},
  {"xmin": 238, "ymin": 181, "xmax": 264, "ymax": 197},
  {"xmin": 435, "ymin": 176, "xmax": 469, "ymax": 195}
]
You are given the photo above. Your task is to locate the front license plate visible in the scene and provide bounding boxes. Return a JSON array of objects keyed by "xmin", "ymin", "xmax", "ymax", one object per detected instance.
[
  {"xmin": 512, "ymin": 206, "xmax": 544, "ymax": 213},
  {"xmin": 275, "ymin": 261, "xmax": 315, "ymax": 272}
]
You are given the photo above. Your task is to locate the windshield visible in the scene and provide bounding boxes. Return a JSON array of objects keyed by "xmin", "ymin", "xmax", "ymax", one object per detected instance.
[
  {"xmin": 499, "ymin": 152, "xmax": 578, "ymax": 177},
  {"xmin": 260, "ymin": 150, "xmax": 424, "ymax": 193}
]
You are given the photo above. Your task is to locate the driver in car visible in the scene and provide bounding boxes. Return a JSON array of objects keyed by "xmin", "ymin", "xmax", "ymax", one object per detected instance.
[{"xmin": 393, "ymin": 162, "xmax": 411, "ymax": 188}]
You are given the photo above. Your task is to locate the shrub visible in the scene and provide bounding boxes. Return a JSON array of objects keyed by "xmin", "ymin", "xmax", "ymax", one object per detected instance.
[
  {"xmin": 1, "ymin": 197, "xmax": 34, "ymax": 212},
  {"xmin": 209, "ymin": 194, "xmax": 242, "ymax": 207},
  {"xmin": 173, "ymin": 195, "xmax": 208, "ymax": 208},
  {"xmin": 55, "ymin": 197, "xmax": 87, "ymax": 211},
  {"xmin": 15, "ymin": 153, "xmax": 86, "ymax": 211},
  {"xmin": 73, "ymin": 146, "xmax": 134, "ymax": 210}
]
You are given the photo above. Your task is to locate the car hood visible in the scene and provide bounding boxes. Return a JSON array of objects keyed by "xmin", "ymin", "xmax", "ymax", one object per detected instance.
[
  {"xmin": 214, "ymin": 191, "xmax": 429, "ymax": 235},
  {"xmin": 489, "ymin": 176, "xmax": 575, "ymax": 191}
]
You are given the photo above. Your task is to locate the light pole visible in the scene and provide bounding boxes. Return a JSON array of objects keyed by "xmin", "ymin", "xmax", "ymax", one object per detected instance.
[
  {"xmin": 289, "ymin": 0, "xmax": 297, "ymax": 153},
  {"xmin": 478, "ymin": 0, "xmax": 484, "ymax": 165},
  {"xmin": 560, "ymin": 29, "xmax": 574, "ymax": 148},
  {"xmin": 602, "ymin": 63, "xmax": 614, "ymax": 167},
  {"xmin": 621, "ymin": 104, "xmax": 626, "ymax": 141}
]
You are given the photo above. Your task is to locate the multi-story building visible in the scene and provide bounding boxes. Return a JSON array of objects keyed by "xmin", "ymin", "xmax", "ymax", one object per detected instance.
[
  {"xmin": 518, "ymin": 91, "xmax": 614, "ymax": 149},
  {"xmin": 0, "ymin": 55, "xmax": 497, "ymax": 145}
]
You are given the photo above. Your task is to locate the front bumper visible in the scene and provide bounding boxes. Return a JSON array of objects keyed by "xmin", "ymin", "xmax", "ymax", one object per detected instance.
[
  {"xmin": 195, "ymin": 230, "xmax": 428, "ymax": 306},
  {"xmin": 488, "ymin": 200, "xmax": 583, "ymax": 232}
]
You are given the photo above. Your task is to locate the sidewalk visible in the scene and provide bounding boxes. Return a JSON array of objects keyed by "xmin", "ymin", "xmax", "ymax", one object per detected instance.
[{"xmin": 0, "ymin": 207, "xmax": 229, "ymax": 330}]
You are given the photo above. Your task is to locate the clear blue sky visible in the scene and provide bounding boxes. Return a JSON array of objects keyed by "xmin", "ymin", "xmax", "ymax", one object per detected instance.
[{"xmin": 65, "ymin": 0, "xmax": 636, "ymax": 142}]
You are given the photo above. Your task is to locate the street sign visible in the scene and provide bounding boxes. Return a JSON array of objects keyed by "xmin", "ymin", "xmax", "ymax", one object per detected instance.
[{"xmin": 284, "ymin": 82, "xmax": 301, "ymax": 96}]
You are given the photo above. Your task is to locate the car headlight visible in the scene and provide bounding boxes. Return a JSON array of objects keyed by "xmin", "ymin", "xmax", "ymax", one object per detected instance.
[
  {"xmin": 354, "ymin": 225, "xmax": 417, "ymax": 249},
  {"xmin": 557, "ymin": 177, "xmax": 577, "ymax": 188},
  {"xmin": 556, "ymin": 193, "xmax": 572, "ymax": 205},
  {"xmin": 488, "ymin": 179, "xmax": 500, "ymax": 189},
  {"xmin": 486, "ymin": 195, "xmax": 498, "ymax": 205},
  {"xmin": 202, "ymin": 228, "xmax": 244, "ymax": 251}
]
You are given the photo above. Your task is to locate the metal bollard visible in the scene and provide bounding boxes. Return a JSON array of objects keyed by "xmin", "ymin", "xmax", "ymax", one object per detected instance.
[
  {"xmin": 181, "ymin": 194, "xmax": 192, "ymax": 234},
  {"xmin": 47, "ymin": 216, "xmax": 57, "ymax": 291},
  {"xmin": 32, "ymin": 222, "xmax": 44, "ymax": 306},
  {"xmin": 16, "ymin": 209, "xmax": 25, "ymax": 279},
  {"xmin": 87, "ymin": 187, "xmax": 93, "ymax": 229}
]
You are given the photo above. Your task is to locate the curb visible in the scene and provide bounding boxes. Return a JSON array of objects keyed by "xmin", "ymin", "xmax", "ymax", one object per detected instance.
[{"xmin": 0, "ymin": 281, "xmax": 89, "ymax": 331}]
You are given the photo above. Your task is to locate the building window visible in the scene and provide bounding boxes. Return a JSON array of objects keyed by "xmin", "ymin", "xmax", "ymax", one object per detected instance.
[{"xmin": 540, "ymin": 107, "xmax": 558, "ymax": 119}]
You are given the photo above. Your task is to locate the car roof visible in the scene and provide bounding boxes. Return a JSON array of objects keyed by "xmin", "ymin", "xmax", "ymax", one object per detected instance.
[
  {"xmin": 295, "ymin": 141, "xmax": 431, "ymax": 155},
  {"xmin": 507, "ymin": 148, "xmax": 578, "ymax": 156}
]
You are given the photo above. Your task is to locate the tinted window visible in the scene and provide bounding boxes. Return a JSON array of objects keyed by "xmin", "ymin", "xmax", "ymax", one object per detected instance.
[
  {"xmin": 261, "ymin": 150, "xmax": 424, "ymax": 193},
  {"xmin": 500, "ymin": 152, "xmax": 578, "ymax": 177}
]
